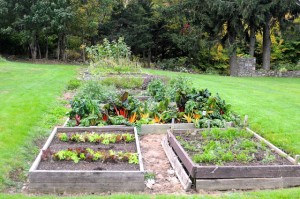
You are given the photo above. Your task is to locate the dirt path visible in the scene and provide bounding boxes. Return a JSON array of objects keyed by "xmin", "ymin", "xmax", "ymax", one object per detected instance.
[{"xmin": 140, "ymin": 134, "xmax": 187, "ymax": 194}]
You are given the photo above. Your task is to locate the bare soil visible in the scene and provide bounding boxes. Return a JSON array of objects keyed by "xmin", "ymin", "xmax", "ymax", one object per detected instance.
[{"xmin": 140, "ymin": 134, "xmax": 189, "ymax": 194}]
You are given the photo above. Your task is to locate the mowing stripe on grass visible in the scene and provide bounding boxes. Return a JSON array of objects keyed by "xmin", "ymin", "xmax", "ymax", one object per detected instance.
[{"xmin": 0, "ymin": 61, "xmax": 78, "ymax": 189}]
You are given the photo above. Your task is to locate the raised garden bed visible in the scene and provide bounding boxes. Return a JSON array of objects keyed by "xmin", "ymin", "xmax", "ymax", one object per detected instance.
[
  {"xmin": 29, "ymin": 126, "xmax": 144, "ymax": 193},
  {"xmin": 167, "ymin": 128, "xmax": 300, "ymax": 191}
]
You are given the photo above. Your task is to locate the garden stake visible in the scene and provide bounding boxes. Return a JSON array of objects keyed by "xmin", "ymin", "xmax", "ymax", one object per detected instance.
[
  {"xmin": 295, "ymin": 155, "xmax": 300, "ymax": 165},
  {"xmin": 244, "ymin": 115, "xmax": 249, "ymax": 127},
  {"xmin": 171, "ymin": 118, "xmax": 175, "ymax": 133}
]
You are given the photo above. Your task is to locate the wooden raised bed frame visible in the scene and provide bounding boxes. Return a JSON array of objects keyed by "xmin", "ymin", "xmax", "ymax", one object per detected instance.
[
  {"xmin": 29, "ymin": 126, "xmax": 144, "ymax": 193},
  {"xmin": 167, "ymin": 129, "xmax": 300, "ymax": 191}
]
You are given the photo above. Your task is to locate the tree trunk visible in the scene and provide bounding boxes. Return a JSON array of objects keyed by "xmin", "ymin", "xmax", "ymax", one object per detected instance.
[
  {"xmin": 57, "ymin": 35, "xmax": 60, "ymax": 60},
  {"xmin": 262, "ymin": 16, "xmax": 271, "ymax": 71},
  {"xmin": 37, "ymin": 42, "xmax": 42, "ymax": 59},
  {"xmin": 143, "ymin": 50, "xmax": 146, "ymax": 67},
  {"xmin": 228, "ymin": 22, "xmax": 237, "ymax": 76},
  {"xmin": 147, "ymin": 48, "xmax": 151, "ymax": 68},
  {"xmin": 30, "ymin": 32, "xmax": 37, "ymax": 59},
  {"xmin": 45, "ymin": 36, "xmax": 48, "ymax": 60},
  {"xmin": 61, "ymin": 34, "xmax": 67, "ymax": 61},
  {"xmin": 81, "ymin": 33, "xmax": 85, "ymax": 62},
  {"xmin": 249, "ymin": 25, "xmax": 256, "ymax": 57}
]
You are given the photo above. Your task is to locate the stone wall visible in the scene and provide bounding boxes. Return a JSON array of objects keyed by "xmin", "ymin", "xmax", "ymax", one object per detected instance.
[
  {"xmin": 234, "ymin": 57, "xmax": 300, "ymax": 78},
  {"xmin": 253, "ymin": 70, "xmax": 300, "ymax": 78},
  {"xmin": 235, "ymin": 57, "xmax": 256, "ymax": 77}
]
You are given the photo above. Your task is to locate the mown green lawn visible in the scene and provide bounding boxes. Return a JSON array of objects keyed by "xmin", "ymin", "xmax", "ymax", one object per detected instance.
[
  {"xmin": 145, "ymin": 69, "xmax": 300, "ymax": 155},
  {"xmin": 0, "ymin": 61, "xmax": 78, "ymax": 190},
  {"xmin": 0, "ymin": 187, "xmax": 300, "ymax": 199},
  {"xmin": 0, "ymin": 62, "xmax": 299, "ymax": 198}
]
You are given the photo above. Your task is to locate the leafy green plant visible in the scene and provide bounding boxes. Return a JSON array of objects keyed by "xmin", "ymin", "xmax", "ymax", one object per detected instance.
[
  {"xmin": 236, "ymin": 151, "xmax": 253, "ymax": 163},
  {"xmin": 170, "ymin": 77, "xmax": 192, "ymax": 112},
  {"xmin": 76, "ymin": 80, "xmax": 117, "ymax": 103},
  {"xmin": 51, "ymin": 147, "xmax": 138, "ymax": 164},
  {"xmin": 147, "ymin": 79, "xmax": 166, "ymax": 102},
  {"xmin": 57, "ymin": 133, "xmax": 68, "ymax": 142},
  {"xmin": 128, "ymin": 153, "xmax": 139, "ymax": 164},
  {"xmin": 66, "ymin": 79, "xmax": 82, "ymax": 90},
  {"xmin": 68, "ymin": 97, "xmax": 102, "ymax": 126},
  {"xmin": 144, "ymin": 172, "xmax": 156, "ymax": 180},
  {"xmin": 57, "ymin": 132, "xmax": 135, "ymax": 144},
  {"xmin": 262, "ymin": 150, "xmax": 276, "ymax": 163}
]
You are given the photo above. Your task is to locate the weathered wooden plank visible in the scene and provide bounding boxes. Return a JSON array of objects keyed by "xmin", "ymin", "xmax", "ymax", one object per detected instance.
[
  {"xmin": 167, "ymin": 130, "xmax": 196, "ymax": 177},
  {"xmin": 57, "ymin": 126, "xmax": 134, "ymax": 133},
  {"xmin": 29, "ymin": 171, "xmax": 144, "ymax": 183},
  {"xmin": 196, "ymin": 177, "xmax": 300, "ymax": 191},
  {"xmin": 172, "ymin": 128, "xmax": 227, "ymax": 134},
  {"xmin": 28, "ymin": 182, "xmax": 145, "ymax": 193},
  {"xmin": 195, "ymin": 165, "xmax": 300, "ymax": 179},
  {"xmin": 141, "ymin": 123, "xmax": 195, "ymax": 135},
  {"xmin": 62, "ymin": 118, "xmax": 69, "ymax": 127},
  {"xmin": 161, "ymin": 137, "xmax": 192, "ymax": 191},
  {"xmin": 283, "ymin": 177, "xmax": 300, "ymax": 187},
  {"xmin": 134, "ymin": 127, "xmax": 144, "ymax": 172},
  {"xmin": 135, "ymin": 96, "xmax": 150, "ymax": 101},
  {"xmin": 29, "ymin": 127, "xmax": 58, "ymax": 172},
  {"xmin": 246, "ymin": 127, "xmax": 297, "ymax": 164}
]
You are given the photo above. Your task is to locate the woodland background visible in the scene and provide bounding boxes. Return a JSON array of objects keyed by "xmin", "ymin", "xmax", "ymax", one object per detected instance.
[{"xmin": 0, "ymin": 0, "xmax": 299, "ymax": 74}]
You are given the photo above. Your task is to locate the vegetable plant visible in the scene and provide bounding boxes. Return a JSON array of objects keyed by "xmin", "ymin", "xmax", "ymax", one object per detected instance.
[
  {"xmin": 57, "ymin": 132, "xmax": 135, "ymax": 144},
  {"xmin": 48, "ymin": 147, "xmax": 139, "ymax": 164}
]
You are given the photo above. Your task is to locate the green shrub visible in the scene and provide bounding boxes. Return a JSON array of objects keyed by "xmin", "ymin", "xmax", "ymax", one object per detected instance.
[
  {"xmin": 101, "ymin": 76, "xmax": 143, "ymax": 89},
  {"xmin": 66, "ymin": 79, "xmax": 82, "ymax": 90},
  {"xmin": 0, "ymin": 56, "xmax": 6, "ymax": 62},
  {"xmin": 77, "ymin": 80, "xmax": 117, "ymax": 103},
  {"xmin": 273, "ymin": 63, "xmax": 300, "ymax": 71}
]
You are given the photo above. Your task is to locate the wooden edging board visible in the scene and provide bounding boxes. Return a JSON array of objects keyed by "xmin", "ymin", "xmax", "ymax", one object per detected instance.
[
  {"xmin": 167, "ymin": 129, "xmax": 300, "ymax": 179},
  {"xmin": 62, "ymin": 119, "xmax": 196, "ymax": 135},
  {"xmin": 196, "ymin": 177, "xmax": 300, "ymax": 191},
  {"xmin": 28, "ymin": 126, "xmax": 145, "ymax": 193},
  {"xmin": 246, "ymin": 127, "xmax": 299, "ymax": 165},
  {"xmin": 161, "ymin": 137, "xmax": 192, "ymax": 191},
  {"xmin": 141, "ymin": 123, "xmax": 195, "ymax": 134}
]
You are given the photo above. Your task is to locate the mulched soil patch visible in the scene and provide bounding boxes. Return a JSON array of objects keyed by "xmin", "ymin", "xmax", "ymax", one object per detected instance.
[
  {"xmin": 140, "ymin": 134, "xmax": 188, "ymax": 194},
  {"xmin": 173, "ymin": 131, "xmax": 293, "ymax": 166},
  {"xmin": 37, "ymin": 131, "xmax": 139, "ymax": 171}
]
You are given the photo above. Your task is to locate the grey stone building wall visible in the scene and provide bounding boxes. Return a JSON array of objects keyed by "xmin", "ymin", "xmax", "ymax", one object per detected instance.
[
  {"xmin": 233, "ymin": 57, "xmax": 300, "ymax": 78},
  {"xmin": 234, "ymin": 57, "xmax": 256, "ymax": 77}
]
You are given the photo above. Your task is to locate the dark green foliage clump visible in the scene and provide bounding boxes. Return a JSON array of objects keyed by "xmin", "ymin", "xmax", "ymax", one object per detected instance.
[
  {"xmin": 147, "ymin": 79, "xmax": 166, "ymax": 102},
  {"xmin": 66, "ymin": 79, "xmax": 81, "ymax": 90},
  {"xmin": 76, "ymin": 80, "xmax": 117, "ymax": 103}
]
